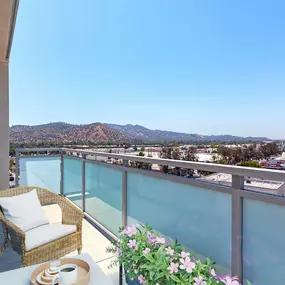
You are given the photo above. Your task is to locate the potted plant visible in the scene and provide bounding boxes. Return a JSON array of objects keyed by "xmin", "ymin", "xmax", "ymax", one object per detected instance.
[{"xmin": 107, "ymin": 224, "xmax": 250, "ymax": 285}]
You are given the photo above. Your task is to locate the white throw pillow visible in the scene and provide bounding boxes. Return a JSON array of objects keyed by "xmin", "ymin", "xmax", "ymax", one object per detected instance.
[{"xmin": 0, "ymin": 189, "xmax": 49, "ymax": 232}]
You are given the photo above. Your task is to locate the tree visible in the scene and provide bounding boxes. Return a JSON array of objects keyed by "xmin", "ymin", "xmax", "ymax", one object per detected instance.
[
  {"xmin": 160, "ymin": 147, "xmax": 172, "ymax": 173},
  {"xmin": 171, "ymin": 141, "xmax": 179, "ymax": 147},
  {"xmin": 9, "ymin": 158, "xmax": 15, "ymax": 173},
  {"xmin": 260, "ymin": 142, "xmax": 280, "ymax": 159},
  {"xmin": 172, "ymin": 148, "xmax": 181, "ymax": 160},
  {"xmin": 182, "ymin": 147, "xmax": 198, "ymax": 177},
  {"xmin": 217, "ymin": 146, "xmax": 232, "ymax": 163},
  {"xmin": 184, "ymin": 147, "xmax": 198, "ymax": 162},
  {"xmin": 9, "ymin": 148, "xmax": 15, "ymax": 156},
  {"xmin": 240, "ymin": 161, "xmax": 261, "ymax": 168},
  {"xmin": 172, "ymin": 148, "xmax": 181, "ymax": 175}
]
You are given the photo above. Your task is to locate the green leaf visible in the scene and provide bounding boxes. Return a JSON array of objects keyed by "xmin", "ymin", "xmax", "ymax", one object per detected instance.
[
  {"xmin": 169, "ymin": 275, "xmax": 181, "ymax": 283},
  {"xmin": 144, "ymin": 254, "xmax": 155, "ymax": 262}
]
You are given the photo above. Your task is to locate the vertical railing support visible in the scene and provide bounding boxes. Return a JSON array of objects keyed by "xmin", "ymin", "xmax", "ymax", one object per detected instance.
[
  {"xmin": 123, "ymin": 159, "xmax": 129, "ymax": 167},
  {"xmin": 60, "ymin": 152, "xmax": 64, "ymax": 195},
  {"xmin": 82, "ymin": 155, "xmax": 86, "ymax": 211},
  {"xmin": 15, "ymin": 150, "xmax": 20, "ymax": 187},
  {"xmin": 121, "ymin": 159, "xmax": 128, "ymax": 285},
  {"xmin": 231, "ymin": 175, "xmax": 244, "ymax": 281},
  {"xmin": 122, "ymin": 169, "xmax": 127, "ymax": 227}
]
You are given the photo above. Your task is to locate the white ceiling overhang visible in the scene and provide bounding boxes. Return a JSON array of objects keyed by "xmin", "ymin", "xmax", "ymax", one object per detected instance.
[{"xmin": 0, "ymin": 0, "xmax": 19, "ymax": 61}]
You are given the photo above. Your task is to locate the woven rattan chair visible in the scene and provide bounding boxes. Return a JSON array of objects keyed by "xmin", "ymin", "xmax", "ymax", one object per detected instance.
[{"xmin": 0, "ymin": 186, "xmax": 84, "ymax": 267}]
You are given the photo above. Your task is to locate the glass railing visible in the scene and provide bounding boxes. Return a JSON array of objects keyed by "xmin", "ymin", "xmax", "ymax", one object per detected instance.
[
  {"xmin": 15, "ymin": 148, "xmax": 285, "ymax": 285},
  {"xmin": 85, "ymin": 161, "xmax": 122, "ymax": 235},
  {"xmin": 127, "ymin": 171, "xmax": 232, "ymax": 273},
  {"xmin": 243, "ymin": 198, "xmax": 285, "ymax": 284},
  {"xmin": 63, "ymin": 157, "xmax": 83, "ymax": 209},
  {"xmin": 19, "ymin": 155, "xmax": 61, "ymax": 194}
]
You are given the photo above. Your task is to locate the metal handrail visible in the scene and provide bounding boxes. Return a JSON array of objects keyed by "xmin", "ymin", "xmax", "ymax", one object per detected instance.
[{"xmin": 16, "ymin": 147, "xmax": 285, "ymax": 181}]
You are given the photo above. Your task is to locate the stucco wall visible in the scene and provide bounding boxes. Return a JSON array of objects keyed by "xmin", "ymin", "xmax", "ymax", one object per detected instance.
[{"xmin": 0, "ymin": 61, "xmax": 9, "ymax": 189}]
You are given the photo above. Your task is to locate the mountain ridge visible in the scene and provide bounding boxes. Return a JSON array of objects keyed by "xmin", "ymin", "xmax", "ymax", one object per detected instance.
[
  {"xmin": 105, "ymin": 123, "xmax": 269, "ymax": 143},
  {"xmin": 10, "ymin": 122, "xmax": 270, "ymax": 143}
]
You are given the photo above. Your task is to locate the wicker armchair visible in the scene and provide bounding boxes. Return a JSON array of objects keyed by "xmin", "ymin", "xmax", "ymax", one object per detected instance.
[{"xmin": 0, "ymin": 186, "xmax": 84, "ymax": 267}]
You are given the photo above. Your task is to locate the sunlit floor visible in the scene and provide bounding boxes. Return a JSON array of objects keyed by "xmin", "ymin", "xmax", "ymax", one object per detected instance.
[{"xmin": 0, "ymin": 204, "xmax": 123, "ymax": 285}]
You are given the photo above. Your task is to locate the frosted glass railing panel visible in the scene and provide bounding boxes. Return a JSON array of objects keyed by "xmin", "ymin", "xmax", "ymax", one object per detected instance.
[
  {"xmin": 20, "ymin": 156, "xmax": 60, "ymax": 194},
  {"xmin": 85, "ymin": 162, "xmax": 122, "ymax": 235},
  {"xmin": 63, "ymin": 157, "xmax": 82, "ymax": 209},
  {"xmin": 127, "ymin": 172, "xmax": 232, "ymax": 273},
  {"xmin": 243, "ymin": 199, "xmax": 285, "ymax": 285}
]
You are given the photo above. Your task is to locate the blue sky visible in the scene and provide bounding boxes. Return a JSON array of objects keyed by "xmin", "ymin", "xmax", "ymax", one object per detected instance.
[{"xmin": 10, "ymin": 0, "xmax": 285, "ymax": 139}]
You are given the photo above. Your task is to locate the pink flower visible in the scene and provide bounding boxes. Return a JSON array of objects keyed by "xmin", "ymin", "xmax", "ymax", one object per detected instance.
[
  {"xmin": 138, "ymin": 275, "xmax": 145, "ymax": 284},
  {"xmin": 194, "ymin": 276, "xmax": 207, "ymax": 285},
  {"xmin": 167, "ymin": 262, "xmax": 179, "ymax": 274},
  {"xmin": 115, "ymin": 247, "xmax": 121, "ymax": 256},
  {"xmin": 180, "ymin": 251, "xmax": 190, "ymax": 258},
  {"xmin": 156, "ymin": 237, "xmax": 166, "ymax": 244},
  {"xmin": 221, "ymin": 276, "xmax": 240, "ymax": 285},
  {"xmin": 210, "ymin": 268, "xmax": 216, "ymax": 277},
  {"xmin": 128, "ymin": 226, "xmax": 137, "ymax": 236},
  {"xmin": 179, "ymin": 257, "xmax": 196, "ymax": 273},
  {"xmin": 121, "ymin": 226, "xmax": 137, "ymax": 236},
  {"xmin": 127, "ymin": 239, "xmax": 136, "ymax": 248},
  {"xmin": 165, "ymin": 247, "xmax": 174, "ymax": 256},
  {"xmin": 210, "ymin": 268, "xmax": 217, "ymax": 277},
  {"xmin": 142, "ymin": 247, "xmax": 150, "ymax": 254},
  {"xmin": 147, "ymin": 235, "xmax": 157, "ymax": 244}
]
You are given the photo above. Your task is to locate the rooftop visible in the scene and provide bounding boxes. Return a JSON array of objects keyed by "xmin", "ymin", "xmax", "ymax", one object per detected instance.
[{"xmin": 200, "ymin": 173, "xmax": 285, "ymax": 196}]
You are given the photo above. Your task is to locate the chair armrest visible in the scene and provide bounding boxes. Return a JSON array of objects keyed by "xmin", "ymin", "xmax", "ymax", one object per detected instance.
[
  {"xmin": 0, "ymin": 213, "xmax": 25, "ymax": 238},
  {"xmin": 60, "ymin": 198, "xmax": 84, "ymax": 231}
]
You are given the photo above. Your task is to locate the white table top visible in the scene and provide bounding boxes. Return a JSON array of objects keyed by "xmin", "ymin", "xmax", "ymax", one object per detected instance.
[{"xmin": 0, "ymin": 253, "xmax": 114, "ymax": 285}]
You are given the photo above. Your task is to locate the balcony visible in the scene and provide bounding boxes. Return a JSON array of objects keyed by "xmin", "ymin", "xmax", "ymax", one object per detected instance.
[{"xmin": 1, "ymin": 148, "xmax": 285, "ymax": 285}]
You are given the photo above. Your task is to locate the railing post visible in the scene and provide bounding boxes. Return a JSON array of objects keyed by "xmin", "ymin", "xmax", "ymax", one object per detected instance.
[
  {"xmin": 15, "ymin": 150, "xmax": 19, "ymax": 187},
  {"xmin": 60, "ymin": 152, "xmax": 64, "ymax": 195},
  {"xmin": 121, "ymin": 159, "xmax": 128, "ymax": 285},
  {"xmin": 122, "ymin": 159, "xmax": 128, "ymax": 227},
  {"xmin": 122, "ymin": 169, "xmax": 127, "ymax": 227},
  {"xmin": 231, "ymin": 175, "xmax": 244, "ymax": 281},
  {"xmin": 123, "ymin": 159, "xmax": 129, "ymax": 167},
  {"xmin": 82, "ymin": 154, "xmax": 86, "ymax": 211}
]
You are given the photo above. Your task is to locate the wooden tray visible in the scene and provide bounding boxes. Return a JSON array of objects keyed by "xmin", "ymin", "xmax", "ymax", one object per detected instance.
[{"xmin": 30, "ymin": 258, "xmax": 90, "ymax": 285}]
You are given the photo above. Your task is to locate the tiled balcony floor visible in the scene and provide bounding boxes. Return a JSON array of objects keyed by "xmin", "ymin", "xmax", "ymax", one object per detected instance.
[{"xmin": 0, "ymin": 205, "xmax": 122, "ymax": 284}]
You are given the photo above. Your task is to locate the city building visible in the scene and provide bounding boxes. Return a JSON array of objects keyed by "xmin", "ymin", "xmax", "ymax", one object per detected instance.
[{"xmin": 260, "ymin": 152, "xmax": 285, "ymax": 170}]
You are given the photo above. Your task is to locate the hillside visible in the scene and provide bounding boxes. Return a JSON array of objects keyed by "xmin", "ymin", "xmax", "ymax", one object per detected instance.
[
  {"xmin": 106, "ymin": 124, "xmax": 204, "ymax": 142},
  {"xmin": 10, "ymin": 122, "xmax": 128, "ymax": 144},
  {"xmin": 106, "ymin": 123, "xmax": 269, "ymax": 143},
  {"xmin": 10, "ymin": 122, "xmax": 269, "ymax": 144}
]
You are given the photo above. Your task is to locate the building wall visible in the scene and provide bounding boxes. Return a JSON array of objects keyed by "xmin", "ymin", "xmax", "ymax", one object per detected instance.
[{"xmin": 0, "ymin": 61, "xmax": 9, "ymax": 189}]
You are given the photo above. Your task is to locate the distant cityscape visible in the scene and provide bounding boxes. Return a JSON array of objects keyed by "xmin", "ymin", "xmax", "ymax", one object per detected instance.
[{"xmin": 9, "ymin": 121, "xmax": 285, "ymax": 192}]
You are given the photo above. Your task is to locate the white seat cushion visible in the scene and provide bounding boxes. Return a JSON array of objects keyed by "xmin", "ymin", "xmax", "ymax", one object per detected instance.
[
  {"xmin": 25, "ymin": 223, "xmax": 77, "ymax": 251},
  {"xmin": 0, "ymin": 189, "xmax": 49, "ymax": 232}
]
